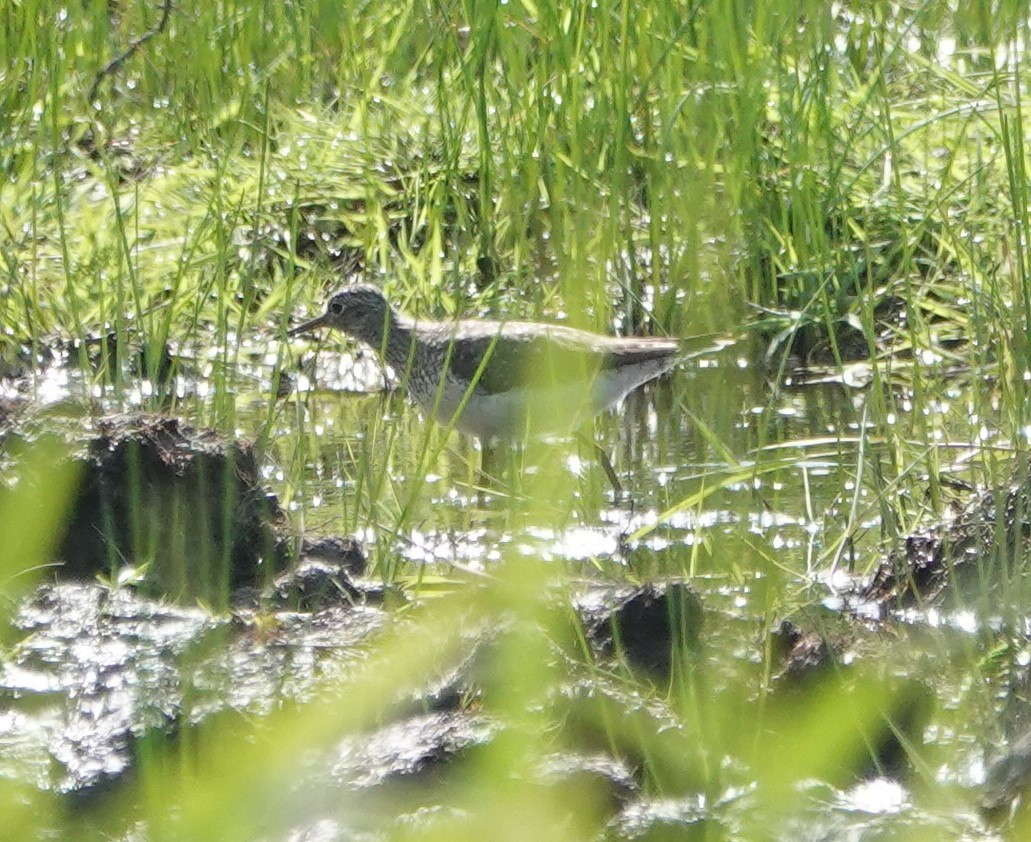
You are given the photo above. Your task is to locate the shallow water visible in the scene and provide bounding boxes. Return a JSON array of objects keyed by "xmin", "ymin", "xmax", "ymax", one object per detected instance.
[
  {"xmin": 0, "ymin": 319, "xmax": 1015, "ymax": 837},
  {"xmin": 256, "ymin": 333, "xmax": 1010, "ymax": 836}
]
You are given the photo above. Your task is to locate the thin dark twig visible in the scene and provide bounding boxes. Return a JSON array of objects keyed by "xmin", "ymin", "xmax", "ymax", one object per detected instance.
[{"xmin": 88, "ymin": 0, "xmax": 174, "ymax": 104}]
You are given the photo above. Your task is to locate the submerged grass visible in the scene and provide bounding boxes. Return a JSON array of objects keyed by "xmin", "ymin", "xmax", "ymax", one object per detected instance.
[{"xmin": 2, "ymin": 0, "xmax": 1031, "ymax": 838}]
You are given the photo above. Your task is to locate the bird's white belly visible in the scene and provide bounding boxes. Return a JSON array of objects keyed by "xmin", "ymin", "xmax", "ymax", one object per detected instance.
[
  {"xmin": 412, "ymin": 360, "xmax": 673, "ymax": 441},
  {"xmin": 416, "ymin": 378, "xmax": 536, "ymax": 439}
]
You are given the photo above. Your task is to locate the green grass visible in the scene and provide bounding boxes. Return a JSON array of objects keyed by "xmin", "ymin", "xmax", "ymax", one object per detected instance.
[{"xmin": 3, "ymin": 0, "xmax": 1031, "ymax": 838}]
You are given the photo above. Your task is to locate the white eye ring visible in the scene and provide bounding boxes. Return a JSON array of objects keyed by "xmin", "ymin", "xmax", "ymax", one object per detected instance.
[{"xmin": 329, "ymin": 299, "xmax": 344, "ymax": 315}]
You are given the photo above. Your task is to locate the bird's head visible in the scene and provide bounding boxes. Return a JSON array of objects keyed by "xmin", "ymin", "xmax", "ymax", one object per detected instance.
[{"xmin": 288, "ymin": 284, "xmax": 395, "ymax": 346}]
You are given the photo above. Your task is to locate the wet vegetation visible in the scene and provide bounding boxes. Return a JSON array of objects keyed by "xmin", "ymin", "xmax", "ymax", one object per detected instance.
[{"xmin": 4, "ymin": 0, "xmax": 1031, "ymax": 838}]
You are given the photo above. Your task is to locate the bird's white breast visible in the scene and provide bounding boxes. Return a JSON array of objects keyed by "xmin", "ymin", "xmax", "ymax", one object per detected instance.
[{"xmin": 410, "ymin": 356, "xmax": 674, "ymax": 441}]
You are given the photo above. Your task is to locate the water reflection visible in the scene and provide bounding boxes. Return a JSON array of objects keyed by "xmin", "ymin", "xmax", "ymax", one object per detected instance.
[{"xmin": 282, "ymin": 337, "xmax": 872, "ymax": 585}]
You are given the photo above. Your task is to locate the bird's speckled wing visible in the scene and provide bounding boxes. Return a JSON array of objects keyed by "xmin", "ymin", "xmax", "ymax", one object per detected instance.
[{"xmin": 429, "ymin": 320, "xmax": 680, "ymax": 397}]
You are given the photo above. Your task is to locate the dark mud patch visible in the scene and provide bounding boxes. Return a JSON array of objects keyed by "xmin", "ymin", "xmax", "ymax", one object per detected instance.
[
  {"xmin": 0, "ymin": 580, "xmax": 701, "ymax": 810},
  {"xmin": 577, "ymin": 582, "xmax": 703, "ymax": 680},
  {"xmin": 859, "ymin": 479, "xmax": 1031, "ymax": 611},
  {"xmin": 0, "ymin": 562, "xmax": 962, "ymax": 840},
  {"xmin": 1, "ymin": 578, "xmax": 387, "ymax": 799},
  {"xmin": 227, "ymin": 537, "xmax": 370, "ymax": 613},
  {"xmin": 53, "ymin": 415, "xmax": 287, "ymax": 604},
  {"xmin": 771, "ymin": 618, "xmax": 833, "ymax": 684}
]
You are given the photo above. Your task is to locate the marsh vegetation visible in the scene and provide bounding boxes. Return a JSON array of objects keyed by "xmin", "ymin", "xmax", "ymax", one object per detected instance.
[{"xmin": 2, "ymin": 1, "xmax": 1031, "ymax": 838}]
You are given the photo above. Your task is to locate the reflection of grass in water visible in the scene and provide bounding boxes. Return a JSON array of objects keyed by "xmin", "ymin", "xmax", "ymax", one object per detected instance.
[{"xmin": 1, "ymin": 0, "xmax": 1029, "ymax": 836}]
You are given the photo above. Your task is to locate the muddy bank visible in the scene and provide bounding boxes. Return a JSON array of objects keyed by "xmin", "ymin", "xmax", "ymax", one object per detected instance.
[
  {"xmin": 0, "ymin": 405, "xmax": 996, "ymax": 837},
  {"xmin": 859, "ymin": 478, "xmax": 1031, "ymax": 611},
  {"xmin": 0, "ymin": 407, "xmax": 712, "ymax": 816},
  {"xmin": 0, "ymin": 577, "xmax": 705, "ymax": 820},
  {"xmin": 0, "ymin": 413, "xmax": 292, "ymax": 605}
]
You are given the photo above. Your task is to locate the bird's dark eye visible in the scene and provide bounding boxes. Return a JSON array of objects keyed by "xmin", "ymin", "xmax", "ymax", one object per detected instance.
[{"xmin": 329, "ymin": 299, "xmax": 344, "ymax": 315}]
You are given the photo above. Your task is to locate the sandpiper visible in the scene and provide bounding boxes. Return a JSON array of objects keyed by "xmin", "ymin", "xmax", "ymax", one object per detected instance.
[{"xmin": 288, "ymin": 284, "xmax": 681, "ymax": 441}]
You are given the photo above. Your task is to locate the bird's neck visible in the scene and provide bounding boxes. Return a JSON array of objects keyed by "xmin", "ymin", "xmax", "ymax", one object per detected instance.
[{"xmin": 376, "ymin": 311, "xmax": 425, "ymax": 373}]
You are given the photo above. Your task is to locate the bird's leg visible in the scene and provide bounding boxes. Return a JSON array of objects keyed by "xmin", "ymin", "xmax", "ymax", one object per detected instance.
[
  {"xmin": 476, "ymin": 437, "xmax": 507, "ymax": 505},
  {"xmin": 475, "ymin": 438, "xmax": 526, "ymax": 507},
  {"xmin": 478, "ymin": 439, "xmax": 497, "ymax": 487},
  {"xmin": 576, "ymin": 432, "xmax": 624, "ymax": 502}
]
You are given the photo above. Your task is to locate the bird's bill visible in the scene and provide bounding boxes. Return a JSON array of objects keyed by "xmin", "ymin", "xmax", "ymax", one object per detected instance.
[{"xmin": 287, "ymin": 315, "xmax": 328, "ymax": 337}]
